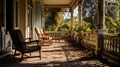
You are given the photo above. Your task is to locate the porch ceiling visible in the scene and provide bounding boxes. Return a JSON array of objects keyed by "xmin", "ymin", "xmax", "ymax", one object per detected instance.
[
  {"xmin": 41, "ymin": 0, "xmax": 79, "ymax": 12},
  {"xmin": 43, "ymin": 0, "xmax": 72, "ymax": 6}
]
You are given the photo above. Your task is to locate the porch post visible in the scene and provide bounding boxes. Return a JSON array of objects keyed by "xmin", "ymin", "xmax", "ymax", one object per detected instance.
[
  {"xmin": 78, "ymin": 0, "xmax": 83, "ymax": 27},
  {"xmin": 97, "ymin": 0, "xmax": 107, "ymax": 35},
  {"xmin": 71, "ymin": 11, "xmax": 74, "ymax": 31},
  {"xmin": 70, "ymin": 11, "xmax": 74, "ymax": 36},
  {"xmin": 18, "ymin": 0, "xmax": 27, "ymax": 38},
  {"xmin": 97, "ymin": 0, "xmax": 106, "ymax": 57},
  {"xmin": 41, "ymin": 5, "xmax": 45, "ymax": 29}
]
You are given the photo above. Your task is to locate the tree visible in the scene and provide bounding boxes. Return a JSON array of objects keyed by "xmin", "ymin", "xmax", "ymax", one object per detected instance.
[
  {"xmin": 45, "ymin": 12, "xmax": 58, "ymax": 31},
  {"xmin": 54, "ymin": 12, "xmax": 63, "ymax": 31},
  {"xmin": 82, "ymin": 0, "xmax": 97, "ymax": 30},
  {"xmin": 45, "ymin": 12, "xmax": 64, "ymax": 31}
]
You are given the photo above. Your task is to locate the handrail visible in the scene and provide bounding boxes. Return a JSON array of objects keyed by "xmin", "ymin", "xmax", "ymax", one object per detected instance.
[{"xmin": 45, "ymin": 31, "xmax": 63, "ymax": 40}]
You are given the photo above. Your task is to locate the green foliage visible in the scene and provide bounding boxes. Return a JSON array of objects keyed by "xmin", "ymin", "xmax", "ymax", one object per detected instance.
[
  {"xmin": 74, "ymin": 21, "xmax": 91, "ymax": 32},
  {"xmin": 54, "ymin": 12, "xmax": 63, "ymax": 31},
  {"xmin": 45, "ymin": 12, "xmax": 64, "ymax": 31},
  {"xmin": 45, "ymin": 12, "xmax": 58, "ymax": 31},
  {"xmin": 105, "ymin": 0, "xmax": 120, "ymax": 34},
  {"xmin": 59, "ymin": 22, "xmax": 70, "ymax": 31},
  {"xmin": 59, "ymin": 18, "xmax": 70, "ymax": 31},
  {"xmin": 82, "ymin": 21, "xmax": 91, "ymax": 32},
  {"xmin": 105, "ymin": 16, "xmax": 120, "ymax": 34}
]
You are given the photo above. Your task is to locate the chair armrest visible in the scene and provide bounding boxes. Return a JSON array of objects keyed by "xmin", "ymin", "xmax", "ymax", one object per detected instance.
[
  {"xmin": 25, "ymin": 37, "xmax": 32, "ymax": 41},
  {"xmin": 44, "ymin": 33, "xmax": 49, "ymax": 35},
  {"xmin": 21, "ymin": 40, "xmax": 40, "ymax": 45},
  {"xmin": 27, "ymin": 40, "xmax": 39, "ymax": 43}
]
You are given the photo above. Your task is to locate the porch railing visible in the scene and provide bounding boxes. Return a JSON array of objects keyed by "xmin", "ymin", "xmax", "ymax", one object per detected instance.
[
  {"xmin": 81, "ymin": 32, "xmax": 98, "ymax": 51},
  {"xmin": 45, "ymin": 31, "xmax": 68, "ymax": 40},
  {"xmin": 70, "ymin": 31, "xmax": 79, "ymax": 43},
  {"xmin": 102, "ymin": 35, "xmax": 120, "ymax": 61},
  {"xmin": 45, "ymin": 30, "xmax": 120, "ymax": 62},
  {"xmin": 81, "ymin": 32, "xmax": 120, "ymax": 62}
]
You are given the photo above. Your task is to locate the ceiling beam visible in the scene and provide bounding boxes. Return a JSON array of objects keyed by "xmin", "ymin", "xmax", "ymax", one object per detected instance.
[
  {"xmin": 41, "ymin": 0, "xmax": 81, "ymax": 12},
  {"xmin": 44, "ymin": 5, "xmax": 69, "ymax": 8}
]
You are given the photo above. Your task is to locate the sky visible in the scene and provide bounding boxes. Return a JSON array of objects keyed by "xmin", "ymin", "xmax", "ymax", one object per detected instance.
[
  {"xmin": 64, "ymin": 7, "xmax": 78, "ymax": 20},
  {"xmin": 73, "ymin": 6, "xmax": 78, "ymax": 16}
]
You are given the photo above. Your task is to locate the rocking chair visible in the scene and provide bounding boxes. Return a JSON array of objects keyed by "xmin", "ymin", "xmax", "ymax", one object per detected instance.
[{"xmin": 9, "ymin": 29, "xmax": 41, "ymax": 60}]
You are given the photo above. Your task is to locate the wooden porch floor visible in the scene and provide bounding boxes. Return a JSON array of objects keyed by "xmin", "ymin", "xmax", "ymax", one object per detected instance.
[{"xmin": 0, "ymin": 39, "xmax": 118, "ymax": 67}]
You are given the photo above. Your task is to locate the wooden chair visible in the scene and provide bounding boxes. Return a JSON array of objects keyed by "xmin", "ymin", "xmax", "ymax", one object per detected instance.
[
  {"xmin": 9, "ymin": 29, "xmax": 41, "ymax": 60},
  {"xmin": 35, "ymin": 27, "xmax": 52, "ymax": 45}
]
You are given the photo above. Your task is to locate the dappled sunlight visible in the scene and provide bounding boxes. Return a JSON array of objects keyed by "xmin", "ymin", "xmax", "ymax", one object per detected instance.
[{"xmin": 0, "ymin": 39, "xmax": 114, "ymax": 67}]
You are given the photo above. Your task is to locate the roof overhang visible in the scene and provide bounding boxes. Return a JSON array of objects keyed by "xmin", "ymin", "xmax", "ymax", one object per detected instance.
[{"xmin": 41, "ymin": 0, "xmax": 79, "ymax": 12}]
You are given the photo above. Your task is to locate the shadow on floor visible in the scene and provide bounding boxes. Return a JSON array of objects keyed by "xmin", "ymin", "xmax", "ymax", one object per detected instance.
[
  {"xmin": 0, "ymin": 54, "xmax": 119, "ymax": 67},
  {"xmin": 0, "ymin": 39, "xmax": 120, "ymax": 67}
]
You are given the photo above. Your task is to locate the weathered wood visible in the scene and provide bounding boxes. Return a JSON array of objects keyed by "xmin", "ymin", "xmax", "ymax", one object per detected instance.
[
  {"xmin": 102, "ymin": 35, "xmax": 120, "ymax": 62},
  {"xmin": 97, "ymin": 0, "xmax": 105, "ymax": 29},
  {"xmin": 81, "ymin": 32, "xmax": 98, "ymax": 52},
  {"xmin": 78, "ymin": 0, "xmax": 84, "ymax": 27}
]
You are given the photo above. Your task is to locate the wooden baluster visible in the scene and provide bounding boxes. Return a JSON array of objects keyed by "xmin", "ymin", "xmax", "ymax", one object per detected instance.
[
  {"xmin": 112, "ymin": 38, "xmax": 114, "ymax": 53},
  {"xmin": 117, "ymin": 38, "xmax": 119, "ymax": 55},
  {"xmin": 104, "ymin": 36, "xmax": 106, "ymax": 51},
  {"xmin": 118, "ymin": 38, "xmax": 120, "ymax": 56},
  {"xmin": 106, "ymin": 37, "xmax": 108, "ymax": 52},
  {"xmin": 106, "ymin": 37, "xmax": 111, "ymax": 51},
  {"xmin": 115, "ymin": 38, "xmax": 118, "ymax": 55},
  {"xmin": 109, "ymin": 37, "xmax": 112, "ymax": 52},
  {"xmin": 118, "ymin": 38, "xmax": 120, "ymax": 55},
  {"xmin": 107, "ymin": 37, "xmax": 109, "ymax": 51},
  {"xmin": 104, "ymin": 37, "xmax": 106, "ymax": 51},
  {"xmin": 104, "ymin": 37, "xmax": 105, "ymax": 51}
]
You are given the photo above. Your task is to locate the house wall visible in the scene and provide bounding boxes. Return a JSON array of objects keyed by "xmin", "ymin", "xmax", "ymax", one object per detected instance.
[
  {"xmin": 18, "ymin": 0, "xmax": 27, "ymax": 38},
  {"xmin": 35, "ymin": 1, "xmax": 41, "ymax": 29},
  {"xmin": 18, "ymin": 0, "xmax": 35, "ymax": 39},
  {"xmin": 33, "ymin": 1, "xmax": 42, "ymax": 39},
  {"xmin": 0, "ymin": 0, "xmax": 12, "ymax": 58},
  {"xmin": 0, "ymin": 0, "xmax": 43, "ymax": 58}
]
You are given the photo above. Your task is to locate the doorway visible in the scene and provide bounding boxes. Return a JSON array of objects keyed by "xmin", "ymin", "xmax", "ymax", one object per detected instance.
[{"xmin": 0, "ymin": 0, "xmax": 3, "ymax": 54}]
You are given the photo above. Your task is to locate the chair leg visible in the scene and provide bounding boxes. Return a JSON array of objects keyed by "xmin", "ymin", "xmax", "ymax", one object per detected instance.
[
  {"xmin": 13, "ymin": 49, "xmax": 16, "ymax": 57},
  {"xmin": 39, "ymin": 50, "xmax": 41, "ymax": 60},
  {"xmin": 14, "ymin": 50, "xmax": 16, "ymax": 55},
  {"xmin": 30, "ymin": 52, "xmax": 31, "ymax": 56},
  {"xmin": 49, "ymin": 40, "xmax": 52, "ymax": 45},
  {"xmin": 21, "ymin": 53, "xmax": 24, "ymax": 59}
]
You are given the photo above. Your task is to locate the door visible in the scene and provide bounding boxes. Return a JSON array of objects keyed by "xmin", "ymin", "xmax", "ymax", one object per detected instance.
[{"xmin": 6, "ymin": 0, "xmax": 13, "ymax": 31}]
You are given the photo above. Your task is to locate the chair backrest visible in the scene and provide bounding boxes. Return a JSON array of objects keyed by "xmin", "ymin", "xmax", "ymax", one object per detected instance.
[
  {"xmin": 35, "ymin": 27, "xmax": 42, "ymax": 37},
  {"xmin": 35, "ymin": 27, "xmax": 42, "ymax": 39},
  {"xmin": 9, "ymin": 29, "xmax": 26, "ymax": 52},
  {"xmin": 40, "ymin": 29, "xmax": 44, "ymax": 36}
]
